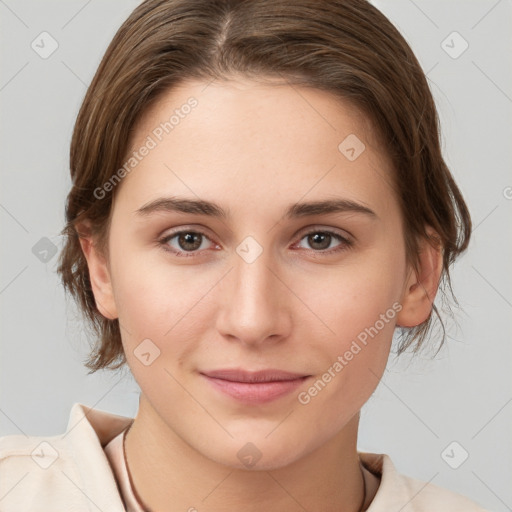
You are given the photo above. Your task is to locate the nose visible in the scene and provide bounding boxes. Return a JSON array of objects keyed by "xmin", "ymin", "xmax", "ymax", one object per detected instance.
[{"xmin": 215, "ymin": 246, "xmax": 292, "ymax": 347}]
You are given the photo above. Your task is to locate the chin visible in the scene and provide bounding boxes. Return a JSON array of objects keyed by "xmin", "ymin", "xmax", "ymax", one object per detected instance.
[{"xmin": 199, "ymin": 431, "xmax": 316, "ymax": 472}]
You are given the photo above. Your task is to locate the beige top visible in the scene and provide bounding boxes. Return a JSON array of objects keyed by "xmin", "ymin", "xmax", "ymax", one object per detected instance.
[
  {"xmin": 0, "ymin": 403, "xmax": 489, "ymax": 511},
  {"xmin": 104, "ymin": 428, "xmax": 143, "ymax": 512}
]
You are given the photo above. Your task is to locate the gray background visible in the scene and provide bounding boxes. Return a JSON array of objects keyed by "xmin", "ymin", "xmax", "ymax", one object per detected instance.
[{"xmin": 1, "ymin": 0, "xmax": 511, "ymax": 510}]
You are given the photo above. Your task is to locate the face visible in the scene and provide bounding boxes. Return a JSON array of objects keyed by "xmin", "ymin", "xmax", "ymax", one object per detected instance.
[{"xmin": 94, "ymin": 78, "xmax": 414, "ymax": 469}]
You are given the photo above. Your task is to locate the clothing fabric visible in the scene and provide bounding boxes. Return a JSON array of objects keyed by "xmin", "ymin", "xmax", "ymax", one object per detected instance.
[
  {"xmin": 0, "ymin": 403, "xmax": 488, "ymax": 511},
  {"xmin": 104, "ymin": 427, "xmax": 142, "ymax": 512}
]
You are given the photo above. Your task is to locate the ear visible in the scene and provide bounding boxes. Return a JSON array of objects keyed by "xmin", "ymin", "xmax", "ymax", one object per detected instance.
[
  {"xmin": 396, "ymin": 227, "xmax": 443, "ymax": 328},
  {"xmin": 77, "ymin": 221, "xmax": 118, "ymax": 320}
]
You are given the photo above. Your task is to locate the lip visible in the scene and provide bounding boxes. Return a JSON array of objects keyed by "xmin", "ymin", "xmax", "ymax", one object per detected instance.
[{"xmin": 201, "ymin": 368, "xmax": 310, "ymax": 404}]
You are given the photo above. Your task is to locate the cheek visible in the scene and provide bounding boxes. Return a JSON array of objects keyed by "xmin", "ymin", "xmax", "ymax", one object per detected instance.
[
  {"xmin": 295, "ymin": 248, "xmax": 405, "ymax": 345},
  {"xmin": 108, "ymin": 241, "xmax": 217, "ymax": 366},
  {"xmin": 292, "ymin": 280, "xmax": 398, "ymax": 436},
  {"xmin": 111, "ymin": 236, "xmax": 204, "ymax": 321},
  {"xmin": 291, "ymin": 246, "xmax": 405, "ymax": 404}
]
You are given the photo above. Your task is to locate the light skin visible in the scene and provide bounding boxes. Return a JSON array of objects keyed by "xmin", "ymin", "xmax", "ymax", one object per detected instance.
[{"xmin": 79, "ymin": 77, "xmax": 442, "ymax": 512}]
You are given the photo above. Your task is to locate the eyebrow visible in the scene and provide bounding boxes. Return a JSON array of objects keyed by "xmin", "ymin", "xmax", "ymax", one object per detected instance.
[{"xmin": 134, "ymin": 196, "xmax": 377, "ymax": 219}]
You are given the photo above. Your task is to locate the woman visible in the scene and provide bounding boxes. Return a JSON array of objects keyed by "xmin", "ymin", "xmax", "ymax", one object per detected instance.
[{"xmin": 0, "ymin": 0, "xmax": 488, "ymax": 510}]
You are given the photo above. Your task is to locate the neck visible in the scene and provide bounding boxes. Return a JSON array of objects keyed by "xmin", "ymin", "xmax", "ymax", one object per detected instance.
[{"xmin": 124, "ymin": 394, "xmax": 372, "ymax": 512}]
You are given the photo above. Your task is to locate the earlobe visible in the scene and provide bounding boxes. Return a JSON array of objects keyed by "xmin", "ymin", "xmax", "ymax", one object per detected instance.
[
  {"xmin": 396, "ymin": 228, "xmax": 443, "ymax": 328},
  {"xmin": 77, "ymin": 222, "xmax": 118, "ymax": 320}
]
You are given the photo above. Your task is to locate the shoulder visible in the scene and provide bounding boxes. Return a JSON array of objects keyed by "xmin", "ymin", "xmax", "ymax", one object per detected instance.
[
  {"xmin": 0, "ymin": 403, "xmax": 132, "ymax": 512},
  {"xmin": 359, "ymin": 451, "xmax": 490, "ymax": 511}
]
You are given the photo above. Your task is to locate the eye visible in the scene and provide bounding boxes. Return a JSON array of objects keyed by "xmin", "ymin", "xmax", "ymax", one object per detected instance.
[
  {"xmin": 295, "ymin": 229, "xmax": 352, "ymax": 253},
  {"xmin": 159, "ymin": 230, "xmax": 216, "ymax": 256},
  {"xmin": 158, "ymin": 227, "xmax": 352, "ymax": 258}
]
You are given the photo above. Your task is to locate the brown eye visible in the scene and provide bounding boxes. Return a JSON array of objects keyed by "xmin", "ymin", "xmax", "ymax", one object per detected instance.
[
  {"xmin": 307, "ymin": 232, "xmax": 333, "ymax": 250},
  {"xmin": 177, "ymin": 232, "xmax": 203, "ymax": 251},
  {"xmin": 297, "ymin": 230, "xmax": 350, "ymax": 252},
  {"xmin": 160, "ymin": 230, "xmax": 214, "ymax": 256}
]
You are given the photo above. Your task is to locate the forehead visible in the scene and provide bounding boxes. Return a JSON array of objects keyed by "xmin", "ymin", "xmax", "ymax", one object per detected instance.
[{"xmin": 114, "ymin": 78, "xmax": 396, "ymax": 217}]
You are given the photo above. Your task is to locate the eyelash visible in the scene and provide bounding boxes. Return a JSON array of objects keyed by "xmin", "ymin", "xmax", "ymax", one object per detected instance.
[{"xmin": 158, "ymin": 227, "xmax": 353, "ymax": 258}]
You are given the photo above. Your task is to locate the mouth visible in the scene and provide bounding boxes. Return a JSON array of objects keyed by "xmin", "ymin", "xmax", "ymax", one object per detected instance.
[{"xmin": 200, "ymin": 368, "xmax": 311, "ymax": 404}]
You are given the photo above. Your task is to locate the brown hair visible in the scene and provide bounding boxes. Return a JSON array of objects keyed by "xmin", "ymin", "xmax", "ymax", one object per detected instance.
[{"xmin": 57, "ymin": 0, "xmax": 471, "ymax": 372}]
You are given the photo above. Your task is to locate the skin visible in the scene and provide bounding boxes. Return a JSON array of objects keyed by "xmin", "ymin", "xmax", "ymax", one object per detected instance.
[{"xmin": 80, "ymin": 77, "xmax": 442, "ymax": 512}]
